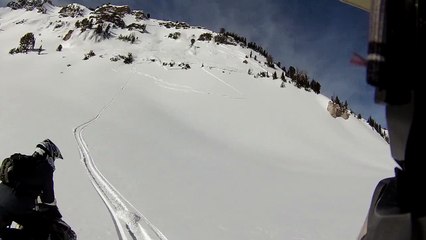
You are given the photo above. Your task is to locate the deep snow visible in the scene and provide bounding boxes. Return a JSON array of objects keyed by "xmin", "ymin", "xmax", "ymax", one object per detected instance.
[{"xmin": 0, "ymin": 4, "xmax": 395, "ymax": 240}]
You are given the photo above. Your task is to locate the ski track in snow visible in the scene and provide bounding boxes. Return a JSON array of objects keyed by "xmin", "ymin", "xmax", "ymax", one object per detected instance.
[
  {"xmin": 137, "ymin": 71, "xmax": 207, "ymax": 95},
  {"xmin": 72, "ymin": 65, "xmax": 244, "ymax": 240},
  {"xmin": 135, "ymin": 66, "xmax": 245, "ymax": 100},
  {"xmin": 73, "ymin": 68, "xmax": 168, "ymax": 240},
  {"xmin": 217, "ymin": 45, "xmax": 269, "ymax": 73},
  {"xmin": 201, "ymin": 67, "xmax": 244, "ymax": 96}
]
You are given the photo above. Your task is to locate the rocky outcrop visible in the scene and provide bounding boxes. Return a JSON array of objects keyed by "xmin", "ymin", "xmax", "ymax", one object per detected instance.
[
  {"xmin": 7, "ymin": 0, "xmax": 52, "ymax": 12},
  {"xmin": 95, "ymin": 4, "xmax": 131, "ymax": 18},
  {"xmin": 132, "ymin": 10, "xmax": 148, "ymax": 21},
  {"xmin": 90, "ymin": 4, "xmax": 130, "ymax": 29},
  {"xmin": 63, "ymin": 30, "xmax": 73, "ymax": 41},
  {"xmin": 327, "ymin": 101, "xmax": 350, "ymax": 120},
  {"xmin": 59, "ymin": 4, "xmax": 85, "ymax": 18},
  {"xmin": 127, "ymin": 23, "xmax": 146, "ymax": 33},
  {"xmin": 159, "ymin": 21, "xmax": 190, "ymax": 30}
]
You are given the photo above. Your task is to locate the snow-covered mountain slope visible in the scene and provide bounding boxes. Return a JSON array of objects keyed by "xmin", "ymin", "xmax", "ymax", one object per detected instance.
[{"xmin": 0, "ymin": 3, "xmax": 395, "ymax": 240}]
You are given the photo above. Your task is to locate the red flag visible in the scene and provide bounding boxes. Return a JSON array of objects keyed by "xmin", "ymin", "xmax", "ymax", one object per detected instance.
[{"xmin": 350, "ymin": 52, "xmax": 367, "ymax": 67}]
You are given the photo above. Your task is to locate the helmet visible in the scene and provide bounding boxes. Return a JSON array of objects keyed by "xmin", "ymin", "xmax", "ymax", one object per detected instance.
[{"xmin": 36, "ymin": 139, "xmax": 63, "ymax": 160}]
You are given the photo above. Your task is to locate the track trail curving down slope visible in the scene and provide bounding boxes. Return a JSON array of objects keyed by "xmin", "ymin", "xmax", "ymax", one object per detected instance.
[{"xmin": 73, "ymin": 71, "xmax": 169, "ymax": 240}]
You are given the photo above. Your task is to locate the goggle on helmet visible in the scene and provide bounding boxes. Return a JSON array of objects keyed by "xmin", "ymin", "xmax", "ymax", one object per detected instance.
[{"xmin": 36, "ymin": 139, "xmax": 63, "ymax": 160}]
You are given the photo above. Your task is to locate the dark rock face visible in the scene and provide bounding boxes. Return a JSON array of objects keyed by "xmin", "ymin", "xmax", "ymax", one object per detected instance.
[
  {"xmin": 327, "ymin": 101, "xmax": 350, "ymax": 120},
  {"xmin": 7, "ymin": 0, "xmax": 52, "ymax": 11},
  {"xmin": 59, "ymin": 4, "xmax": 85, "ymax": 18}
]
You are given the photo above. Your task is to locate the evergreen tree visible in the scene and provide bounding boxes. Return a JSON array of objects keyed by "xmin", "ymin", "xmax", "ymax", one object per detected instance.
[
  {"xmin": 335, "ymin": 96, "xmax": 341, "ymax": 106},
  {"xmin": 124, "ymin": 52, "xmax": 134, "ymax": 64},
  {"xmin": 310, "ymin": 80, "xmax": 321, "ymax": 94},
  {"xmin": 287, "ymin": 66, "xmax": 296, "ymax": 79},
  {"xmin": 95, "ymin": 24, "xmax": 103, "ymax": 35},
  {"xmin": 104, "ymin": 24, "xmax": 111, "ymax": 38},
  {"xmin": 272, "ymin": 71, "xmax": 278, "ymax": 79},
  {"xmin": 280, "ymin": 72, "xmax": 286, "ymax": 82},
  {"xmin": 266, "ymin": 55, "xmax": 274, "ymax": 68},
  {"xmin": 20, "ymin": 32, "xmax": 35, "ymax": 51},
  {"xmin": 367, "ymin": 116, "xmax": 374, "ymax": 127},
  {"xmin": 89, "ymin": 19, "xmax": 93, "ymax": 29},
  {"xmin": 343, "ymin": 100, "xmax": 348, "ymax": 109}
]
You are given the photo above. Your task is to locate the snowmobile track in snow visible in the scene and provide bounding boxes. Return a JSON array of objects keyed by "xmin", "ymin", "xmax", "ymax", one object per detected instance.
[{"xmin": 73, "ymin": 69, "xmax": 168, "ymax": 240}]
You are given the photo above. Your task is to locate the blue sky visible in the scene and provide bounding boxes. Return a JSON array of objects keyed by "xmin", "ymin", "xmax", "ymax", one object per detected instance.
[{"xmin": 1, "ymin": 0, "xmax": 386, "ymax": 126}]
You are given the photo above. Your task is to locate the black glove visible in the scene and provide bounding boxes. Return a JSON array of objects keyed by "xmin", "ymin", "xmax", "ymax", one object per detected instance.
[{"xmin": 37, "ymin": 203, "xmax": 62, "ymax": 219}]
